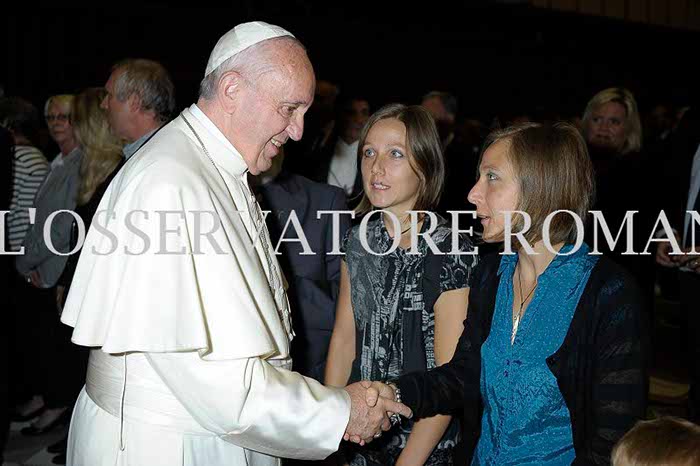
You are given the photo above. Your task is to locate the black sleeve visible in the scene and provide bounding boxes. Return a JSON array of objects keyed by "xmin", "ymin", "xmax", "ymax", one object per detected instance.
[
  {"xmin": 395, "ymin": 315, "xmax": 468, "ymax": 418},
  {"xmin": 396, "ymin": 273, "xmax": 486, "ymax": 420},
  {"xmin": 582, "ymin": 275, "xmax": 649, "ymax": 465},
  {"xmin": 395, "ymin": 253, "xmax": 499, "ymax": 421}
]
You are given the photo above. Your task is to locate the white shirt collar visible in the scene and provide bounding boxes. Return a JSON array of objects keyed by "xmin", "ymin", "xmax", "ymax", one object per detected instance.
[
  {"xmin": 328, "ymin": 140, "xmax": 358, "ymax": 194},
  {"xmin": 334, "ymin": 139, "xmax": 358, "ymax": 159},
  {"xmin": 186, "ymin": 104, "xmax": 249, "ymax": 178}
]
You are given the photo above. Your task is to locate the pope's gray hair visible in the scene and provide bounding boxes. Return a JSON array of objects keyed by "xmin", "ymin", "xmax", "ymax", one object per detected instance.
[{"xmin": 198, "ymin": 36, "xmax": 305, "ymax": 100}]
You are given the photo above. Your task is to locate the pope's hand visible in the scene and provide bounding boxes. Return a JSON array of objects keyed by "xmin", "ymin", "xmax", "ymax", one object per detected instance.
[{"xmin": 343, "ymin": 381, "xmax": 412, "ymax": 445}]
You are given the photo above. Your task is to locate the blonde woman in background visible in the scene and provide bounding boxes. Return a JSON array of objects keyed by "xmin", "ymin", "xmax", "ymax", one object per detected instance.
[
  {"xmin": 57, "ymin": 87, "xmax": 124, "ymax": 306},
  {"xmin": 582, "ymin": 87, "xmax": 642, "ymax": 156},
  {"xmin": 582, "ymin": 87, "xmax": 657, "ymax": 314}
]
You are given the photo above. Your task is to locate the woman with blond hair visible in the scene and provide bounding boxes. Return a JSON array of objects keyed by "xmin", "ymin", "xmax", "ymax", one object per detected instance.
[
  {"xmin": 582, "ymin": 87, "xmax": 642, "ymax": 156},
  {"xmin": 57, "ymin": 87, "xmax": 123, "ymax": 302},
  {"xmin": 583, "ymin": 87, "xmax": 657, "ymax": 308},
  {"xmin": 48, "ymin": 87, "xmax": 123, "ymax": 463}
]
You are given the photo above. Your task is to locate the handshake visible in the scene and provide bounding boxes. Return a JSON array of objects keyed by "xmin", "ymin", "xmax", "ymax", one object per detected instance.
[{"xmin": 342, "ymin": 381, "xmax": 412, "ymax": 445}]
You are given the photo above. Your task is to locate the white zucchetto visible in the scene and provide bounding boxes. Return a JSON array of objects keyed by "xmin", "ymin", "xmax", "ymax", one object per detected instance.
[{"xmin": 204, "ymin": 21, "xmax": 295, "ymax": 77}]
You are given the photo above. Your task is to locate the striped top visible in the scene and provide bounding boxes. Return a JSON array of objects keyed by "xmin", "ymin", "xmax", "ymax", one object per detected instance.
[{"xmin": 9, "ymin": 145, "xmax": 49, "ymax": 252}]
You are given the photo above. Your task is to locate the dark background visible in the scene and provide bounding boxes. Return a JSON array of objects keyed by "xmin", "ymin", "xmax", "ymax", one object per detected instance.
[{"xmin": 4, "ymin": 2, "xmax": 699, "ymax": 120}]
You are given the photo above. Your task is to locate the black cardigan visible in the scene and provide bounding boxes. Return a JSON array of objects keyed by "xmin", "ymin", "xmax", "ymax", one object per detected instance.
[{"xmin": 396, "ymin": 252, "xmax": 649, "ymax": 466}]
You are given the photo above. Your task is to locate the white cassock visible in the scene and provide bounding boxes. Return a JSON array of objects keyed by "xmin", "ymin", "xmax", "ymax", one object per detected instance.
[{"xmin": 60, "ymin": 104, "xmax": 350, "ymax": 466}]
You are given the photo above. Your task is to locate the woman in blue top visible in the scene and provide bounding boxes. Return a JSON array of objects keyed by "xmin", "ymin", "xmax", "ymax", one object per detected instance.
[{"xmin": 362, "ymin": 122, "xmax": 648, "ymax": 465}]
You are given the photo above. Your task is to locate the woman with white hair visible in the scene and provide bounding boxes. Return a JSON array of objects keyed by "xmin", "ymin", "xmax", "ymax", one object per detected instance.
[
  {"xmin": 45, "ymin": 95, "xmax": 78, "ymax": 161},
  {"xmin": 16, "ymin": 93, "xmax": 83, "ymax": 439}
]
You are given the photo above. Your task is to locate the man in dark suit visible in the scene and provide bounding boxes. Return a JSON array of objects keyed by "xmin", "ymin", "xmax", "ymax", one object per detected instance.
[
  {"xmin": 421, "ymin": 91, "xmax": 481, "ymax": 233},
  {"xmin": 291, "ymin": 93, "xmax": 369, "ymax": 208},
  {"xmin": 255, "ymin": 154, "xmax": 352, "ymax": 381}
]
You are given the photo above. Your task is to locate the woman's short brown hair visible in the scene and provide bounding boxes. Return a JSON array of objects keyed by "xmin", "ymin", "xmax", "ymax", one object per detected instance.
[
  {"xmin": 612, "ymin": 417, "xmax": 700, "ymax": 466},
  {"xmin": 355, "ymin": 103, "xmax": 445, "ymax": 215},
  {"xmin": 479, "ymin": 122, "xmax": 595, "ymax": 247}
]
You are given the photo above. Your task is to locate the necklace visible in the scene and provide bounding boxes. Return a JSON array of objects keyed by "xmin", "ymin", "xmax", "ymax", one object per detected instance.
[
  {"xmin": 386, "ymin": 223, "xmax": 412, "ymax": 240},
  {"xmin": 382, "ymin": 212, "xmax": 415, "ymax": 238},
  {"xmin": 512, "ymin": 265, "xmax": 537, "ymax": 343}
]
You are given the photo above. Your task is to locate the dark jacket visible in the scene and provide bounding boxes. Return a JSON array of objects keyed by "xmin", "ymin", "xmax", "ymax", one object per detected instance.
[
  {"xmin": 258, "ymin": 171, "xmax": 351, "ymax": 380},
  {"xmin": 302, "ymin": 135, "xmax": 363, "ymax": 208},
  {"xmin": 396, "ymin": 252, "xmax": 649, "ymax": 465}
]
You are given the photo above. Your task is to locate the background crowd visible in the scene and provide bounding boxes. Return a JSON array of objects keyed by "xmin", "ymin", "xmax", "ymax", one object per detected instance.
[{"xmin": 2, "ymin": 4, "xmax": 700, "ymax": 466}]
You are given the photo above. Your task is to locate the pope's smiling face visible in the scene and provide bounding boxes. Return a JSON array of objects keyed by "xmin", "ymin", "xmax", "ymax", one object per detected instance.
[{"xmin": 231, "ymin": 41, "xmax": 315, "ymax": 175}]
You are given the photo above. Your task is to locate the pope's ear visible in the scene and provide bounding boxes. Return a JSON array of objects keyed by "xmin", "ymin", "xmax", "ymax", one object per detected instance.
[{"xmin": 217, "ymin": 71, "xmax": 243, "ymax": 113}]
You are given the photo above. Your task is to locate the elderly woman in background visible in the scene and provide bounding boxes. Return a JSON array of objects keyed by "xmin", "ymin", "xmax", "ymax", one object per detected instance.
[
  {"xmin": 7, "ymin": 95, "xmax": 80, "ymax": 436},
  {"xmin": 45, "ymin": 95, "xmax": 79, "ymax": 161},
  {"xmin": 15, "ymin": 95, "xmax": 83, "ymax": 437},
  {"xmin": 43, "ymin": 88, "xmax": 124, "ymax": 463},
  {"xmin": 364, "ymin": 123, "xmax": 648, "ymax": 465},
  {"xmin": 17, "ymin": 94, "xmax": 81, "ymax": 289}
]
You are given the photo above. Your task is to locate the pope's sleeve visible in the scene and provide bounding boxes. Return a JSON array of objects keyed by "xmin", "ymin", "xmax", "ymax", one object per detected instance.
[
  {"xmin": 63, "ymin": 159, "xmax": 278, "ymax": 360},
  {"xmin": 145, "ymin": 351, "xmax": 351, "ymax": 460}
]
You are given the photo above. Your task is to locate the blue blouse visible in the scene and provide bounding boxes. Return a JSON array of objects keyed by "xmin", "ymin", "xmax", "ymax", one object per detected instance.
[{"xmin": 473, "ymin": 243, "xmax": 598, "ymax": 465}]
